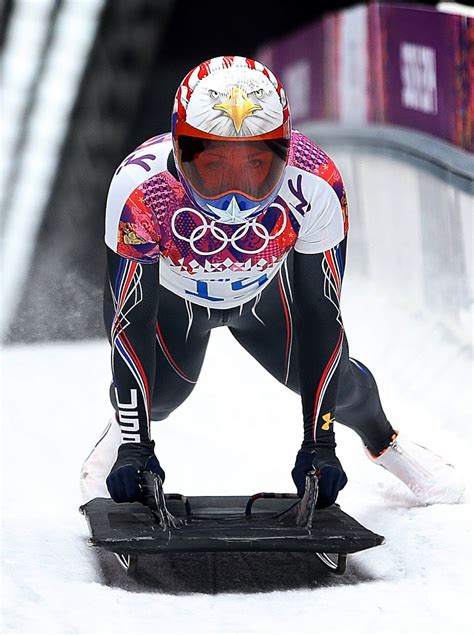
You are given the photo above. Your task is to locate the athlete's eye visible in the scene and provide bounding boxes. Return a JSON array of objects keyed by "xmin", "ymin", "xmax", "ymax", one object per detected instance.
[
  {"xmin": 200, "ymin": 159, "xmax": 221, "ymax": 170},
  {"xmin": 248, "ymin": 159, "xmax": 263, "ymax": 168}
]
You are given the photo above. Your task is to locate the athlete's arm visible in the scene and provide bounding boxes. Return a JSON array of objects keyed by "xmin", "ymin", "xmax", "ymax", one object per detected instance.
[
  {"xmin": 293, "ymin": 239, "xmax": 346, "ymax": 451},
  {"xmin": 103, "ymin": 143, "xmax": 167, "ymax": 502},
  {"xmin": 291, "ymin": 240, "xmax": 348, "ymax": 504},
  {"xmin": 288, "ymin": 139, "xmax": 348, "ymax": 453},
  {"xmin": 106, "ymin": 247, "xmax": 160, "ymax": 443}
]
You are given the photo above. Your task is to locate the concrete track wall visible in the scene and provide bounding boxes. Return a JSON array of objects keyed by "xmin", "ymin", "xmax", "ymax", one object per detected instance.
[{"xmin": 302, "ymin": 123, "xmax": 473, "ymax": 348}]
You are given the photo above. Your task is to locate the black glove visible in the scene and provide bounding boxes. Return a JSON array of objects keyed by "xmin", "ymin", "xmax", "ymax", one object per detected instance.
[
  {"xmin": 292, "ymin": 447, "xmax": 347, "ymax": 508},
  {"xmin": 106, "ymin": 441, "xmax": 165, "ymax": 503}
]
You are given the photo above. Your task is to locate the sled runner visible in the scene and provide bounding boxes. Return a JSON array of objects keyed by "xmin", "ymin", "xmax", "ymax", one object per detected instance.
[{"xmin": 80, "ymin": 471, "xmax": 384, "ymax": 579}]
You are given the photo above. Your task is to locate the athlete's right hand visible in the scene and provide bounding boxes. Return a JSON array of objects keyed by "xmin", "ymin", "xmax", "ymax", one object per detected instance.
[{"xmin": 106, "ymin": 441, "xmax": 165, "ymax": 503}]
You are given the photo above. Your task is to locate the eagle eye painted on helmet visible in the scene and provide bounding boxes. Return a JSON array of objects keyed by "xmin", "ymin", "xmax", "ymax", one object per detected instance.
[{"xmin": 172, "ymin": 56, "xmax": 291, "ymax": 224}]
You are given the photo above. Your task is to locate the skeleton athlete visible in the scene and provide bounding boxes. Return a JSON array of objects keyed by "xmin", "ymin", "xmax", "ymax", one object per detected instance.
[{"xmin": 81, "ymin": 56, "xmax": 463, "ymax": 507}]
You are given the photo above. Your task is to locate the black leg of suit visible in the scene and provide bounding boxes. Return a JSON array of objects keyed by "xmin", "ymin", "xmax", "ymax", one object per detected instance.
[{"xmin": 104, "ymin": 249, "xmax": 395, "ymax": 454}]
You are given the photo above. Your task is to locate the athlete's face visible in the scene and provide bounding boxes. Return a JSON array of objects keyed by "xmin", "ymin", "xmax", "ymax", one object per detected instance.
[{"xmin": 192, "ymin": 141, "xmax": 274, "ymax": 196}]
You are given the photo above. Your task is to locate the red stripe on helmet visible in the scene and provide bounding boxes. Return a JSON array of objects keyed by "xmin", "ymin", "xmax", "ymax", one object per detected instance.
[{"xmin": 197, "ymin": 61, "xmax": 211, "ymax": 79}]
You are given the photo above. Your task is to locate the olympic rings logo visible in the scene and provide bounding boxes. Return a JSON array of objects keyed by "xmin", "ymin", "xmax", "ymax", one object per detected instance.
[{"xmin": 171, "ymin": 205, "xmax": 287, "ymax": 256}]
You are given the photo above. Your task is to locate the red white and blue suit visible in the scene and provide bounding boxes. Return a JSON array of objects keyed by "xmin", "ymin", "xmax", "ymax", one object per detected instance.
[{"xmin": 103, "ymin": 130, "xmax": 395, "ymax": 456}]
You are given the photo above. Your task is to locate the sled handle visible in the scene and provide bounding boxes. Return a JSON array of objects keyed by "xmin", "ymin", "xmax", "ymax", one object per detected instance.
[
  {"xmin": 245, "ymin": 492, "xmax": 299, "ymax": 517},
  {"xmin": 166, "ymin": 493, "xmax": 192, "ymax": 516},
  {"xmin": 276, "ymin": 471, "xmax": 319, "ymax": 529},
  {"xmin": 139, "ymin": 471, "xmax": 183, "ymax": 530}
]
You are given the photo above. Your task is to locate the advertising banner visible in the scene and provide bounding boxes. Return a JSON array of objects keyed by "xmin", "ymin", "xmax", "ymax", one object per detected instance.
[
  {"xmin": 257, "ymin": 3, "xmax": 473, "ymax": 151},
  {"xmin": 375, "ymin": 4, "xmax": 472, "ymax": 150},
  {"xmin": 257, "ymin": 21, "xmax": 326, "ymax": 126}
]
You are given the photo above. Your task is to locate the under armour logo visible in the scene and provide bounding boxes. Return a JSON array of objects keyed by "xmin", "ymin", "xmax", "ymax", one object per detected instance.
[{"xmin": 321, "ymin": 412, "xmax": 335, "ymax": 431}]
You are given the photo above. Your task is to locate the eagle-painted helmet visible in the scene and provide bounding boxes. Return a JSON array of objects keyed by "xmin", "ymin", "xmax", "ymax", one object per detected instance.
[{"xmin": 172, "ymin": 55, "xmax": 291, "ymax": 224}]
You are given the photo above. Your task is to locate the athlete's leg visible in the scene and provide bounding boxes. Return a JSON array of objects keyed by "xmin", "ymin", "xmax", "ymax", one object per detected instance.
[
  {"xmin": 227, "ymin": 251, "xmax": 395, "ymax": 455},
  {"xmin": 227, "ymin": 258, "xmax": 300, "ymax": 392},
  {"xmin": 334, "ymin": 339, "xmax": 396, "ymax": 455},
  {"xmin": 150, "ymin": 287, "xmax": 213, "ymax": 420}
]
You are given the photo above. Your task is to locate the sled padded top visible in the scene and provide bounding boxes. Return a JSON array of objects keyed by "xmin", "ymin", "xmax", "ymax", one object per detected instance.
[{"xmin": 80, "ymin": 495, "xmax": 384, "ymax": 555}]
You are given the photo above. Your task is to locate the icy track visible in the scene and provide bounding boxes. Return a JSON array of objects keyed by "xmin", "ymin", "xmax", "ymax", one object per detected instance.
[{"xmin": 1, "ymin": 279, "xmax": 472, "ymax": 634}]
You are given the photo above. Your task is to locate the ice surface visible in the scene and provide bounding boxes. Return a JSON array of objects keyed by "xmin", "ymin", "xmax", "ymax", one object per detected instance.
[{"xmin": 1, "ymin": 279, "xmax": 472, "ymax": 633}]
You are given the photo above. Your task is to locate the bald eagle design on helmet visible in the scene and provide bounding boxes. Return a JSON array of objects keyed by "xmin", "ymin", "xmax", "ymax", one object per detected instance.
[{"xmin": 172, "ymin": 56, "xmax": 291, "ymax": 223}]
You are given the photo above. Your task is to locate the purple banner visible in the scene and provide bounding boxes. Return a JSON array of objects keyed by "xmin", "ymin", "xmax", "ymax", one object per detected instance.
[
  {"xmin": 377, "ymin": 5, "xmax": 468, "ymax": 148},
  {"xmin": 257, "ymin": 3, "xmax": 473, "ymax": 151},
  {"xmin": 257, "ymin": 21, "xmax": 326, "ymax": 126}
]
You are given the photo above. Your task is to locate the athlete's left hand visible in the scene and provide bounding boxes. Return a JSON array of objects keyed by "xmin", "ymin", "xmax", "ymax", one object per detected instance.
[{"xmin": 292, "ymin": 447, "xmax": 348, "ymax": 508}]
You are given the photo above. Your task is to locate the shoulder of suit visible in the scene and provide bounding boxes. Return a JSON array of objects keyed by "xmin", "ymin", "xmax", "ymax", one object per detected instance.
[{"xmin": 288, "ymin": 130, "xmax": 341, "ymax": 184}]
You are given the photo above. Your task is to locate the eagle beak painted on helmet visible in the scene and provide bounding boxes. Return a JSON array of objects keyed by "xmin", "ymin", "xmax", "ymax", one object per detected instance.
[{"xmin": 213, "ymin": 87, "xmax": 263, "ymax": 133}]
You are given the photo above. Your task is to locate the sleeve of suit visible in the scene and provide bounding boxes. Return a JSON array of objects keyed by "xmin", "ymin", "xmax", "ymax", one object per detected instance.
[
  {"xmin": 106, "ymin": 247, "xmax": 160, "ymax": 443},
  {"xmin": 292, "ymin": 238, "xmax": 347, "ymax": 452}
]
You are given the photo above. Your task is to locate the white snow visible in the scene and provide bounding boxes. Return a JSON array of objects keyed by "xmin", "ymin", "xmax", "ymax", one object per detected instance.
[{"xmin": 1, "ymin": 278, "xmax": 472, "ymax": 634}]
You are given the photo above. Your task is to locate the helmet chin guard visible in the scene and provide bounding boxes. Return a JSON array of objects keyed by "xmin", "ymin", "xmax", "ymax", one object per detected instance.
[{"xmin": 172, "ymin": 55, "xmax": 291, "ymax": 223}]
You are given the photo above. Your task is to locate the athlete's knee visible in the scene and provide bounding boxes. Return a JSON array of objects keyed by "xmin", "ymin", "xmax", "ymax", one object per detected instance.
[
  {"xmin": 150, "ymin": 383, "xmax": 196, "ymax": 421},
  {"xmin": 150, "ymin": 404, "xmax": 175, "ymax": 421},
  {"xmin": 150, "ymin": 398, "xmax": 187, "ymax": 421}
]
